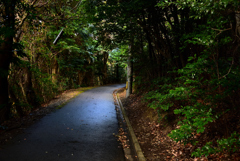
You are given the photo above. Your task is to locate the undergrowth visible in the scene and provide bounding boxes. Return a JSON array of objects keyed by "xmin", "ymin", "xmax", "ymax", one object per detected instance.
[{"xmin": 143, "ymin": 53, "xmax": 240, "ymax": 158}]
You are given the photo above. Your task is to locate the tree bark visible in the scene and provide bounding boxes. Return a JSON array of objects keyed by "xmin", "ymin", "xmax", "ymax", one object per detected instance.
[
  {"xmin": 0, "ymin": 1, "xmax": 16, "ymax": 123},
  {"xmin": 102, "ymin": 52, "xmax": 109, "ymax": 84},
  {"xmin": 51, "ymin": 57, "xmax": 58, "ymax": 84},
  {"xmin": 9, "ymin": 85, "xmax": 24, "ymax": 117},
  {"xmin": 26, "ymin": 67, "xmax": 39, "ymax": 106},
  {"xmin": 116, "ymin": 63, "xmax": 119, "ymax": 83},
  {"xmin": 126, "ymin": 42, "xmax": 133, "ymax": 98},
  {"xmin": 78, "ymin": 71, "xmax": 86, "ymax": 86}
]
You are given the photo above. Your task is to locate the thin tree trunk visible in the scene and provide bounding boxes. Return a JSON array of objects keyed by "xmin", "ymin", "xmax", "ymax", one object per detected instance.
[
  {"xmin": 102, "ymin": 52, "xmax": 109, "ymax": 84},
  {"xmin": 78, "ymin": 71, "xmax": 86, "ymax": 86},
  {"xmin": 26, "ymin": 67, "xmax": 39, "ymax": 106},
  {"xmin": 116, "ymin": 63, "xmax": 119, "ymax": 83},
  {"xmin": 9, "ymin": 86, "xmax": 24, "ymax": 117},
  {"xmin": 126, "ymin": 41, "xmax": 133, "ymax": 98},
  {"xmin": 51, "ymin": 58, "xmax": 58, "ymax": 84}
]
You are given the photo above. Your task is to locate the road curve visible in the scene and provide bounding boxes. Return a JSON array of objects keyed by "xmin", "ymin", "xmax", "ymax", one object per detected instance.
[{"xmin": 0, "ymin": 84, "xmax": 125, "ymax": 161}]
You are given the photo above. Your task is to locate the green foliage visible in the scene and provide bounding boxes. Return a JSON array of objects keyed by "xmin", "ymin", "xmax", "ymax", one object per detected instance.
[
  {"xmin": 170, "ymin": 104, "xmax": 214, "ymax": 142},
  {"xmin": 143, "ymin": 0, "xmax": 240, "ymax": 157},
  {"xmin": 109, "ymin": 45, "xmax": 129, "ymax": 65},
  {"xmin": 192, "ymin": 132, "xmax": 240, "ymax": 157},
  {"xmin": 144, "ymin": 51, "xmax": 240, "ymax": 156},
  {"xmin": 158, "ymin": 0, "xmax": 240, "ymax": 17}
]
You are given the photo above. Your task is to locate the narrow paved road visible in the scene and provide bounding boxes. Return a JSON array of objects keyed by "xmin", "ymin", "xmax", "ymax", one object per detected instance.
[{"xmin": 0, "ymin": 84, "xmax": 125, "ymax": 161}]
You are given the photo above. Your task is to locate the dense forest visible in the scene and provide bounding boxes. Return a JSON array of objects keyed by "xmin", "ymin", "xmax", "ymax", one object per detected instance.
[
  {"xmin": 1, "ymin": 0, "xmax": 240, "ymax": 159},
  {"xmin": 0, "ymin": 0, "xmax": 126, "ymax": 122}
]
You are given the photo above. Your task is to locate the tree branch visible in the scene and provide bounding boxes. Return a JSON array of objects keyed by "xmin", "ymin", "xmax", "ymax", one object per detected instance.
[{"xmin": 211, "ymin": 28, "xmax": 232, "ymax": 36}]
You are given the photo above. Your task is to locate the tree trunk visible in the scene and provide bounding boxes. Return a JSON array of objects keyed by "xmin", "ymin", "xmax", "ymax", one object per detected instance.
[
  {"xmin": 235, "ymin": 12, "xmax": 240, "ymax": 36},
  {"xmin": 9, "ymin": 85, "xmax": 24, "ymax": 117},
  {"xmin": 83, "ymin": 68, "xmax": 95, "ymax": 86},
  {"xmin": 126, "ymin": 43, "xmax": 133, "ymax": 98},
  {"xmin": 78, "ymin": 71, "xmax": 86, "ymax": 86},
  {"xmin": 51, "ymin": 57, "xmax": 58, "ymax": 84},
  {"xmin": 0, "ymin": 1, "xmax": 16, "ymax": 123},
  {"xmin": 102, "ymin": 52, "xmax": 109, "ymax": 84},
  {"xmin": 0, "ymin": 57, "xmax": 11, "ymax": 122},
  {"xmin": 26, "ymin": 67, "xmax": 39, "ymax": 106},
  {"xmin": 116, "ymin": 63, "xmax": 119, "ymax": 83}
]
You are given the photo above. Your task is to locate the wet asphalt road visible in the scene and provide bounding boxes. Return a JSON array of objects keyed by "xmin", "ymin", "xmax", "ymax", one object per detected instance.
[{"xmin": 0, "ymin": 84, "xmax": 125, "ymax": 161}]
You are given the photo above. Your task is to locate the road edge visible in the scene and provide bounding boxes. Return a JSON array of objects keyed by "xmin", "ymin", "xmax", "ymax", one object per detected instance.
[{"xmin": 115, "ymin": 92, "xmax": 146, "ymax": 161}]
